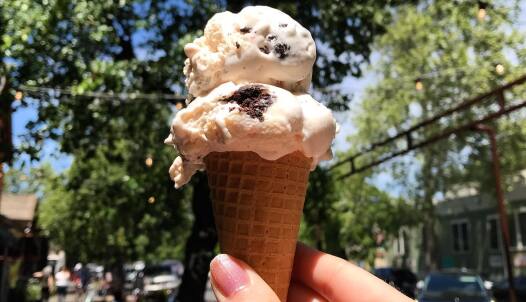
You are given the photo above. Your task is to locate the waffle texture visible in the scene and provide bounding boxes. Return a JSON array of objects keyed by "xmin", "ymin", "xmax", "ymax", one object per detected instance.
[{"xmin": 204, "ymin": 151, "xmax": 312, "ymax": 301}]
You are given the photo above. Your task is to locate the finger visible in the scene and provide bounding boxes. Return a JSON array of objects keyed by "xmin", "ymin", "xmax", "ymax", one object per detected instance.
[
  {"xmin": 210, "ymin": 254, "xmax": 280, "ymax": 302},
  {"xmin": 288, "ymin": 281, "xmax": 328, "ymax": 302},
  {"xmin": 292, "ymin": 243, "xmax": 412, "ymax": 302}
]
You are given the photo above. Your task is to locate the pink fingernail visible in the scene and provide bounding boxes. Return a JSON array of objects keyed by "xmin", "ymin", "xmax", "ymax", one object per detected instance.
[{"xmin": 210, "ymin": 254, "xmax": 250, "ymax": 297}]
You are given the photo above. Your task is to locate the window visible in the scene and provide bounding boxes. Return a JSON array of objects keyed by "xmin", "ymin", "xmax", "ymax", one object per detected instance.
[
  {"xmin": 509, "ymin": 214, "xmax": 517, "ymax": 248},
  {"xmin": 488, "ymin": 217, "xmax": 500, "ymax": 250},
  {"xmin": 488, "ymin": 215, "xmax": 519, "ymax": 250},
  {"xmin": 452, "ymin": 221, "xmax": 469, "ymax": 252}
]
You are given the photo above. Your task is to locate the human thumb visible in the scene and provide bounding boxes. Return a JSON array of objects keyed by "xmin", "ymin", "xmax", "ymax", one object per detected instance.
[{"xmin": 210, "ymin": 254, "xmax": 280, "ymax": 302}]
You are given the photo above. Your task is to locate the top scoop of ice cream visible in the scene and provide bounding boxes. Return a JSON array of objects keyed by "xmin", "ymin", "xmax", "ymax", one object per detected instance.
[{"xmin": 184, "ymin": 6, "xmax": 316, "ymax": 98}]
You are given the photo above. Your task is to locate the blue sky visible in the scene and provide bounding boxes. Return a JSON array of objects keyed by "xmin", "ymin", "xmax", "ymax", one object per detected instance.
[{"xmin": 7, "ymin": 2, "xmax": 526, "ymax": 196}]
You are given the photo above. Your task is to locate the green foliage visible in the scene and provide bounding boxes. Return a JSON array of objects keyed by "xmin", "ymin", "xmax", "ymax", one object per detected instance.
[
  {"xmin": 353, "ymin": 0, "xmax": 526, "ymax": 196},
  {"xmin": 38, "ymin": 144, "xmax": 192, "ymax": 265},
  {"xmin": 301, "ymin": 167, "xmax": 345, "ymax": 257},
  {"xmin": 301, "ymin": 166, "xmax": 417, "ymax": 264},
  {"xmin": 335, "ymin": 173, "xmax": 417, "ymax": 265}
]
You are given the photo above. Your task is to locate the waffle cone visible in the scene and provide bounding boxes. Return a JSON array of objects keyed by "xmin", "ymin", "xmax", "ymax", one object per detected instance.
[{"xmin": 204, "ymin": 151, "xmax": 312, "ymax": 301}]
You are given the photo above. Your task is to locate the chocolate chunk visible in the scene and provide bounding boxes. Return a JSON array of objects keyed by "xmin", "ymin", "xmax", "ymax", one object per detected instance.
[
  {"xmin": 279, "ymin": 23, "xmax": 288, "ymax": 27},
  {"xmin": 259, "ymin": 45, "xmax": 270, "ymax": 54},
  {"xmin": 267, "ymin": 35, "xmax": 277, "ymax": 41},
  {"xmin": 240, "ymin": 27, "xmax": 251, "ymax": 33},
  {"xmin": 222, "ymin": 85, "xmax": 273, "ymax": 122},
  {"xmin": 235, "ymin": 42, "xmax": 240, "ymax": 49},
  {"xmin": 273, "ymin": 43, "xmax": 290, "ymax": 59}
]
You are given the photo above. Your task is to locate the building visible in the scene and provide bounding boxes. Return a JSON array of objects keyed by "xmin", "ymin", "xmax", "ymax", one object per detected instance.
[
  {"xmin": 0, "ymin": 193, "xmax": 48, "ymax": 302},
  {"xmin": 381, "ymin": 173, "xmax": 526, "ymax": 281},
  {"xmin": 434, "ymin": 176, "xmax": 526, "ymax": 281}
]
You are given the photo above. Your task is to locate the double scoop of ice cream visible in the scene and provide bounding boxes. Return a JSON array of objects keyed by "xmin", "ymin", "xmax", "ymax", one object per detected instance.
[{"xmin": 166, "ymin": 6, "xmax": 337, "ymax": 188}]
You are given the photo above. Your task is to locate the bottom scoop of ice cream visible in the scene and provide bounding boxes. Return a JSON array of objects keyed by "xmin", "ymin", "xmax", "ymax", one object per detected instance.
[{"xmin": 165, "ymin": 82, "xmax": 336, "ymax": 188}]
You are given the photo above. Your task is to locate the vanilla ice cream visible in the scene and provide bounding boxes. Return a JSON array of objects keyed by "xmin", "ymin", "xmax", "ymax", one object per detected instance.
[
  {"xmin": 166, "ymin": 6, "xmax": 337, "ymax": 188},
  {"xmin": 184, "ymin": 6, "xmax": 316, "ymax": 99}
]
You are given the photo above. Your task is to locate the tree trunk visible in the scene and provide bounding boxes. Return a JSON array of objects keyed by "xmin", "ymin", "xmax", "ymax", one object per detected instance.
[
  {"xmin": 422, "ymin": 207, "xmax": 438, "ymax": 271},
  {"xmin": 108, "ymin": 261, "xmax": 125, "ymax": 302},
  {"xmin": 0, "ymin": 76, "xmax": 13, "ymax": 164},
  {"xmin": 177, "ymin": 172, "xmax": 217, "ymax": 302},
  {"xmin": 420, "ymin": 150, "xmax": 439, "ymax": 272}
]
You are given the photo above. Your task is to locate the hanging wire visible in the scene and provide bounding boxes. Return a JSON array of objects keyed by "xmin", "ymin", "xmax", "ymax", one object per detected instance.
[{"xmin": 17, "ymin": 85, "xmax": 186, "ymax": 103}]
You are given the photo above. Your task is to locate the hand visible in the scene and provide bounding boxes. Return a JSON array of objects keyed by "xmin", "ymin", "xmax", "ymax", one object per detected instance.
[{"xmin": 209, "ymin": 242, "xmax": 413, "ymax": 302}]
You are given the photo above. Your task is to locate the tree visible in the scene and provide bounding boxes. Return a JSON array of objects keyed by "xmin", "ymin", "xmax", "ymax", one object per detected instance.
[
  {"xmin": 351, "ymin": 0, "xmax": 525, "ymax": 270},
  {"xmin": 300, "ymin": 166, "xmax": 417, "ymax": 265},
  {"xmin": 2, "ymin": 0, "xmax": 418, "ymax": 300}
]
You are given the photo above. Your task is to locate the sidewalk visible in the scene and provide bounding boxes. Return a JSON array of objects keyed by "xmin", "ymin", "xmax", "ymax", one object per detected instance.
[{"xmin": 49, "ymin": 293, "xmax": 83, "ymax": 302}]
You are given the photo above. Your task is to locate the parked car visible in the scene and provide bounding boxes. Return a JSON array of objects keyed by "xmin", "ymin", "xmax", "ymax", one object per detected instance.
[
  {"xmin": 374, "ymin": 267, "xmax": 417, "ymax": 298},
  {"xmin": 124, "ymin": 261, "xmax": 145, "ymax": 293},
  {"xmin": 141, "ymin": 264, "xmax": 181, "ymax": 301},
  {"xmin": 492, "ymin": 275, "xmax": 526, "ymax": 302},
  {"xmin": 417, "ymin": 271, "xmax": 493, "ymax": 302}
]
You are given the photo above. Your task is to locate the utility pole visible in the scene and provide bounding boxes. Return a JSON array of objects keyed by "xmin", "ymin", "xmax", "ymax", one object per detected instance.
[{"xmin": 473, "ymin": 124, "xmax": 517, "ymax": 302}]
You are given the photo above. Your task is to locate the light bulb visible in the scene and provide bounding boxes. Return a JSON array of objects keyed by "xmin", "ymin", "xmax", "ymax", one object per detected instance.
[
  {"xmin": 477, "ymin": 2, "xmax": 487, "ymax": 21},
  {"xmin": 415, "ymin": 79, "xmax": 424, "ymax": 91},
  {"xmin": 477, "ymin": 8, "xmax": 486, "ymax": 21},
  {"xmin": 145, "ymin": 156, "xmax": 153, "ymax": 167},
  {"xmin": 495, "ymin": 64, "xmax": 505, "ymax": 75},
  {"xmin": 148, "ymin": 196, "xmax": 155, "ymax": 204}
]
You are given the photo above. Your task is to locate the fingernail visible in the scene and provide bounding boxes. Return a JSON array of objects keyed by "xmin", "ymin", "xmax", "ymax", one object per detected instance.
[{"xmin": 210, "ymin": 254, "xmax": 250, "ymax": 297}]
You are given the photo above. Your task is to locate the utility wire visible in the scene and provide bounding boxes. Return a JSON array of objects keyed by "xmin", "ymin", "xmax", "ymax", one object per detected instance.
[{"xmin": 18, "ymin": 85, "xmax": 186, "ymax": 102}]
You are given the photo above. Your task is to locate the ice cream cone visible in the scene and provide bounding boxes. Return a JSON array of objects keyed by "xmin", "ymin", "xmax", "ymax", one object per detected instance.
[{"xmin": 204, "ymin": 151, "xmax": 312, "ymax": 301}]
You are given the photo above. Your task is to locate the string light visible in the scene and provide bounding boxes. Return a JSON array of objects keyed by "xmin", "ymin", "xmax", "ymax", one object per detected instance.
[
  {"xmin": 148, "ymin": 196, "xmax": 156, "ymax": 204},
  {"xmin": 145, "ymin": 156, "xmax": 153, "ymax": 167},
  {"xmin": 495, "ymin": 64, "xmax": 505, "ymax": 75},
  {"xmin": 477, "ymin": 1, "xmax": 487, "ymax": 21},
  {"xmin": 384, "ymin": 63, "xmax": 510, "ymax": 91},
  {"xmin": 15, "ymin": 91, "xmax": 23, "ymax": 100},
  {"xmin": 415, "ymin": 78, "xmax": 424, "ymax": 91}
]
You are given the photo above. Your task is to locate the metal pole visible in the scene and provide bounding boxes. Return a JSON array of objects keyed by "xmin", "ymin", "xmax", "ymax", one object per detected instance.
[
  {"xmin": 473, "ymin": 124, "xmax": 517, "ymax": 302},
  {"xmin": 0, "ymin": 76, "xmax": 5, "ymax": 302},
  {"xmin": 0, "ymin": 75, "xmax": 5, "ymax": 204}
]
